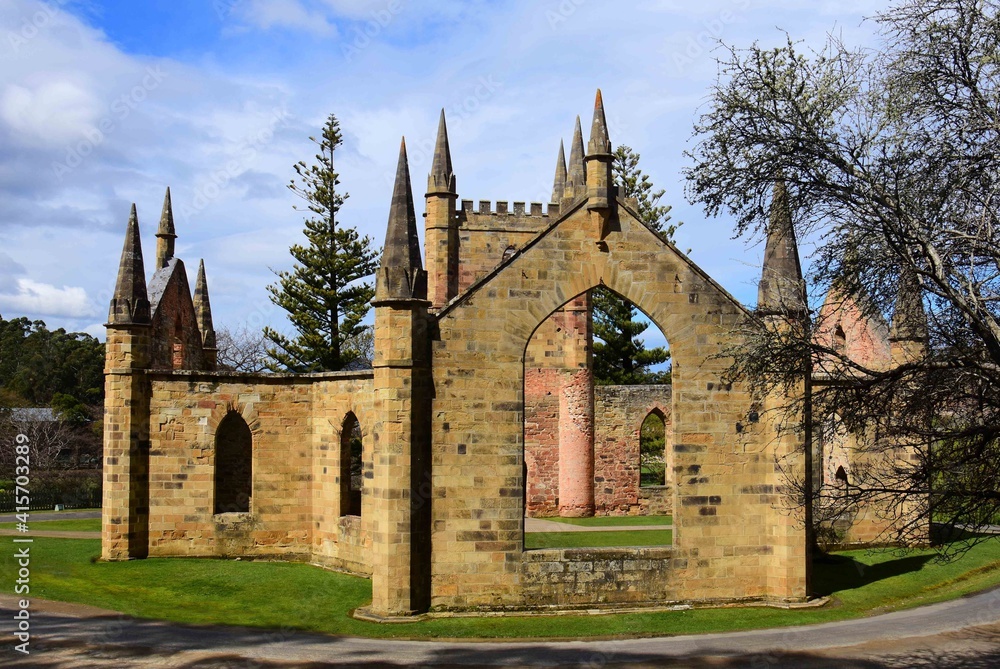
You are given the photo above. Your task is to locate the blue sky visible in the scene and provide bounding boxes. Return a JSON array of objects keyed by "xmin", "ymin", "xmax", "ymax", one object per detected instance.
[{"xmin": 0, "ymin": 0, "xmax": 884, "ymax": 347}]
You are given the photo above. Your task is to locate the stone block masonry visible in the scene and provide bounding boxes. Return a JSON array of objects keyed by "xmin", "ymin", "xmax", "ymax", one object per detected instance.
[
  {"xmin": 144, "ymin": 370, "xmax": 373, "ymax": 573},
  {"xmin": 104, "ymin": 92, "xmax": 821, "ymax": 617}
]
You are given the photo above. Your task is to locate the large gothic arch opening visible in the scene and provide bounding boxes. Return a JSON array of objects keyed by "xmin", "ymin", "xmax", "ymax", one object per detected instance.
[{"xmin": 522, "ymin": 285, "xmax": 675, "ymax": 548}]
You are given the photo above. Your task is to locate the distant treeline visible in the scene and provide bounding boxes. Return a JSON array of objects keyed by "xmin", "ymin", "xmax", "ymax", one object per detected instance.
[{"xmin": 0, "ymin": 315, "xmax": 105, "ymax": 418}]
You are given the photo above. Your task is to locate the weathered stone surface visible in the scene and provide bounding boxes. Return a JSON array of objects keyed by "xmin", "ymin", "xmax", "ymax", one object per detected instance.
[{"xmin": 103, "ymin": 95, "xmax": 822, "ymax": 617}]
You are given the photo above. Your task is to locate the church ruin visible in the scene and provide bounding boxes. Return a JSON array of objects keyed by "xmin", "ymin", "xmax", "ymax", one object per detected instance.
[{"xmin": 101, "ymin": 91, "xmax": 927, "ymax": 617}]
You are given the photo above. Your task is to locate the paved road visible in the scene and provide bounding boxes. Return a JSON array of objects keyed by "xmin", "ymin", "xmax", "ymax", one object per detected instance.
[{"xmin": 3, "ymin": 588, "xmax": 1000, "ymax": 667}]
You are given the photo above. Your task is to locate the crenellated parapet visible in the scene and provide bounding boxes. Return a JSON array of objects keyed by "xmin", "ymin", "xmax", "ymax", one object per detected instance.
[{"xmin": 460, "ymin": 199, "xmax": 562, "ymax": 220}]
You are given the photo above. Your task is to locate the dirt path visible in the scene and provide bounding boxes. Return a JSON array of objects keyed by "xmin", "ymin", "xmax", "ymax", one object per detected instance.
[
  {"xmin": 0, "ymin": 529, "xmax": 99, "ymax": 539},
  {"xmin": 0, "ymin": 510, "xmax": 100, "ymax": 523}
]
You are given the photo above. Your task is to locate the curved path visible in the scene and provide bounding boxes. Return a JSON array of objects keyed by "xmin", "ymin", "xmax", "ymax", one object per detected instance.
[{"xmin": 3, "ymin": 587, "xmax": 1000, "ymax": 667}]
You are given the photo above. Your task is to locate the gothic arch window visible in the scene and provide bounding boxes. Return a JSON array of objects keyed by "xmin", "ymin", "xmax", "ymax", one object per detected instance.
[
  {"xmin": 639, "ymin": 409, "xmax": 666, "ymax": 487},
  {"xmin": 340, "ymin": 413, "xmax": 363, "ymax": 517},
  {"xmin": 172, "ymin": 321, "xmax": 185, "ymax": 370},
  {"xmin": 835, "ymin": 465, "xmax": 849, "ymax": 485},
  {"xmin": 502, "ymin": 245, "xmax": 517, "ymax": 263},
  {"xmin": 214, "ymin": 411, "xmax": 252, "ymax": 514},
  {"xmin": 833, "ymin": 324, "xmax": 846, "ymax": 353}
]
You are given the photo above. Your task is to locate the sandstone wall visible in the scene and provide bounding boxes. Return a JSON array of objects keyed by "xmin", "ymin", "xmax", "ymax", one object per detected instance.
[
  {"xmin": 455, "ymin": 201, "xmax": 555, "ymax": 293},
  {"xmin": 594, "ymin": 384, "xmax": 673, "ymax": 516},
  {"xmin": 429, "ymin": 201, "xmax": 808, "ymax": 611},
  {"xmin": 144, "ymin": 370, "xmax": 373, "ymax": 574},
  {"xmin": 521, "ymin": 546, "xmax": 677, "ymax": 609}
]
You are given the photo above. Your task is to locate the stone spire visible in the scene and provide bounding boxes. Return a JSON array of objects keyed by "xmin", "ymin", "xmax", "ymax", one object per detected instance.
[
  {"xmin": 108, "ymin": 204, "xmax": 151, "ymax": 325},
  {"xmin": 563, "ymin": 115, "xmax": 588, "ymax": 202},
  {"xmin": 155, "ymin": 187, "xmax": 176, "ymax": 269},
  {"xmin": 758, "ymin": 178, "xmax": 807, "ymax": 315},
  {"xmin": 427, "ymin": 109, "xmax": 456, "ymax": 195},
  {"xmin": 587, "ymin": 89, "xmax": 612, "ymax": 156},
  {"xmin": 376, "ymin": 138, "xmax": 427, "ymax": 301},
  {"xmin": 890, "ymin": 266, "xmax": 928, "ymax": 343},
  {"xmin": 585, "ymin": 89, "xmax": 613, "ymax": 211},
  {"xmin": 193, "ymin": 260, "xmax": 217, "ymax": 350},
  {"xmin": 552, "ymin": 140, "xmax": 567, "ymax": 204}
]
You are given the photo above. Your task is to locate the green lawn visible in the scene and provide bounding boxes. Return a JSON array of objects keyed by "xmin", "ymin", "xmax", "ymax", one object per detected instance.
[
  {"xmin": 0, "ymin": 518, "xmax": 101, "ymax": 532},
  {"xmin": 539, "ymin": 515, "xmax": 673, "ymax": 527},
  {"xmin": 4, "ymin": 537, "xmax": 1000, "ymax": 639},
  {"xmin": 525, "ymin": 529, "xmax": 673, "ymax": 549}
]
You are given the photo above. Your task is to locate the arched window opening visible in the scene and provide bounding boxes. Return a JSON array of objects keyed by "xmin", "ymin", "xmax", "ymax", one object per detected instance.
[
  {"xmin": 172, "ymin": 321, "xmax": 185, "ymax": 370},
  {"xmin": 835, "ymin": 465, "xmax": 849, "ymax": 485},
  {"xmin": 833, "ymin": 324, "xmax": 847, "ymax": 353},
  {"xmin": 502, "ymin": 245, "xmax": 517, "ymax": 263},
  {"xmin": 640, "ymin": 410, "xmax": 666, "ymax": 487},
  {"xmin": 340, "ymin": 413, "xmax": 363, "ymax": 517},
  {"xmin": 214, "ymin": 411, "xmax": 252, "ymax": 514}
]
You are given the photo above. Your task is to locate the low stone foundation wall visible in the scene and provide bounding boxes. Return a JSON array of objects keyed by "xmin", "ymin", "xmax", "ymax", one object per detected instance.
[
  {"xmin": 520, "ymin": 546, "xmax": 678, "ymax": 608},
  {"xmin": 639, "ymin": 484, "xmax": 673, "ymax": 516},
  {"xmin": 335, "ymin": 514, "xmax": 370, "ymax": 575}
]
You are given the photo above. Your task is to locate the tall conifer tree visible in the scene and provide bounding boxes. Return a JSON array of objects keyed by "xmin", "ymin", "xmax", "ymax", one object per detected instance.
[{"xmin": 264, "ymin": 114, "xmax": 379, "ymax": 372}]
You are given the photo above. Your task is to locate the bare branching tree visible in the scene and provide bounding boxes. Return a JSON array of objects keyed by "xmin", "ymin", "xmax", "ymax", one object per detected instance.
[
  {"xmin": 0, "ymin": 411, "xmax": 78, "ymax": 472},
  {"xmin": 686, "ymin": 0, "xmax": 1000, "ymax": 552},
  {"xmin": 216, "ymin": 324, "xmax": 272, "ymax": 373}
]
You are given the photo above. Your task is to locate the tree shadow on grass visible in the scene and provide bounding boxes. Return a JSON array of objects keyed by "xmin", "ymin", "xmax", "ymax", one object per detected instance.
[{"xmin": 811, "ymin": 552, "xmax": 935, "ymax": 598}]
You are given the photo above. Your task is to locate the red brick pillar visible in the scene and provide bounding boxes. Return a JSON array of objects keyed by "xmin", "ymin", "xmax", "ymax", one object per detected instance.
[
  {"xmin": 557, "ymin": 294, "xmax": 595, "ymax": 517},
  {"xmin": 558, "ymin": 368, "xmax": 595, "ymax": 516}
]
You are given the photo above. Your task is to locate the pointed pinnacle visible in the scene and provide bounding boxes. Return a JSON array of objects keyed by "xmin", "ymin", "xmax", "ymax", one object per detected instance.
[
  {"xmin": 428, "ymin": 109, "xmax": 456, "ymax": 194},
  {"xmin": 155, "ymin": 186, "xmax": 176, "ymax": 269},
  {"xmin": 384, "ymin": 137, "xmax": 422, "ymax": 272},
  {"xmin": 109, "ymin": 203, "xmax": 150, "ymax": 325},
  {"xmin": 157, "ymin": 187, "xmax": 176, "ymax": 238},
  {"xmin": 588, "ymin": 89, "xmax": 611, "ymax": 155},
  {"xmin": 565, "ymin": 115, "xmax": 587, "ymax": 200},
  {"xmin": 194, "ymin": 259, "xmax": 216, "ymax": 348},
  {"xmin": 552, "ymin": 140, "xmax": 567, "ymax": 203},
  {"xmin": 758, "ymin": 178, "xmax": 807, "ymax": 314}
]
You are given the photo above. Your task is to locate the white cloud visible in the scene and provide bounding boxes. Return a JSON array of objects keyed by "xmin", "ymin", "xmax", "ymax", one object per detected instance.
[
  {"xmin": 0, "ymin": 80, "xmax": 103, "ymax": 147},
  {"xmin": 0, "ymin": 0, "xmax": 888, "ymax": 335},
  {"xmin": 235, "ymin": 0, "xmax": 338, "ymax": 35},
  {"xmin": 82, "ymin": 322, "xmax": 106, "ymax": 340},
  {"xmin": 0, "ymin": 278, "xmax": 96, "ymax": 318}
]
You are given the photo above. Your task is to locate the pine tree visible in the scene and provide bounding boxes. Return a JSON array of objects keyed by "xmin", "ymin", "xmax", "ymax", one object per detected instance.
[
  {"xmin": 263, "ymin": 114, "xmax": 379, "ymax": 372},
  {"xmin": 613, "ymin": 145, "xmax": 677, "ymax": 240},
  {"xmin": 591, "ymin": 146, "xmax": 677, "ymax": 385}
]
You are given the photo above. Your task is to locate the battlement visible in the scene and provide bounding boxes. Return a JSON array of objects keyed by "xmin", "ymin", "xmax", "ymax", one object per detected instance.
[{"xmin": 460, "ymin": 199, "xmax": 562, "ymax": 218}]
